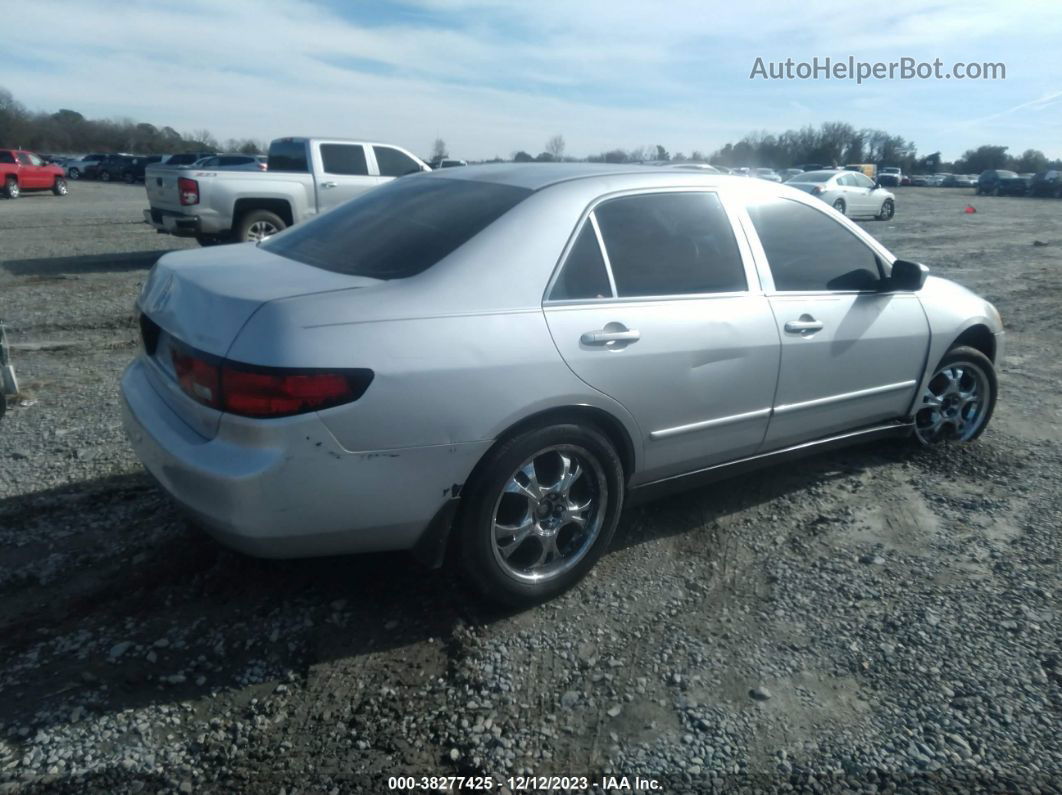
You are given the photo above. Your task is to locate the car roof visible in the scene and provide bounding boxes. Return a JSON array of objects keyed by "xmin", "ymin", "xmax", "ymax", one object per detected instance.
[
  {"xmin": 418, "ymin": 162, "xmax": 756, "ymax": 191},
  {"xmin": 785, "ymin": 170, "xmax": 841, "ymax": 181}
]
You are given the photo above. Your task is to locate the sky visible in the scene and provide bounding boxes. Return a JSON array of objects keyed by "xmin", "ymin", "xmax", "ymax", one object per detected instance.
[{"xmin": 3, "ymin": 0, "xmax": 1061, "ymax": 161}]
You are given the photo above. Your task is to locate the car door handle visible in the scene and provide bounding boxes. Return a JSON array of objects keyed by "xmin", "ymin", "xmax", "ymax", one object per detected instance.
[
  {"xmin": 580, "ymin": 328, "xmax": 640, "ymax": 345},
  {"xmin": 784, "ymin": 318, "xmax": 824, "ymax": 333},
  {"xmin": 321, "ymin": 181, "xmax": 337, "ymax": 188}
]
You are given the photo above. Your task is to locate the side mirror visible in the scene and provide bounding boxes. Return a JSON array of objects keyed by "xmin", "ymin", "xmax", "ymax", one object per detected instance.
[{"xmin": 886, "ymin": 259, "xmax": 929, "ymax": 291}]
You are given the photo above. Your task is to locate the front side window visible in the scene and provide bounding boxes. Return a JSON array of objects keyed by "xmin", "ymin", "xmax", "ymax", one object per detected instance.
[
  {"xmin": 851, "ymin": 173, "xmax": 875, "ymax": 189},
  {"xmin": 16, "ymin": 152, "xmax": 32, "ymax": 166},
  {"xmin": 747, "ymin": 198, "xmax": 881, "ymax": 292},
  {"xmin": 263, "ymin": 177, "xmax": 531, "ymax": 279},
  {"xmin": 267, "ymin": 140, "xmax": 309, "ymax": 172},
  {"xmin": 373, "ymin": 146, "xmax": 421, "ymax": 177},
  {"xmin": 0, "ymin": 152, "xmax": 15, "ymax": 164},
  {"xmin": 550, "ymin": 222, "xmax": 612, "ymax": 300},
  {"xmin": 593, "ymin": 192, "xmax": 747, "ymax": 297},
  {"xmin": 320, "ymin": 144, "xmax": 368, "ymax": 176}
]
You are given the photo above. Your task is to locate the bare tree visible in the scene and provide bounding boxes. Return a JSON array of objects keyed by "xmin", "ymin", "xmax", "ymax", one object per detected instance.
[
  {"xmin": 545, "ymin": 134, "xmax": 565, "ymax": 161},
  {"xmin": 431, "ymin": 138, "xmax": 447, "ymax": 162}
]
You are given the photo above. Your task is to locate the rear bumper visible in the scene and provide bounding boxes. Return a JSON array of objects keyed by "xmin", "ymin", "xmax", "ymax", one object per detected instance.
[
  {"xmin": 144, "ymin": 207, "xmax": 230, "ymax": 237},
  {"xmin": 120, "ymin": 358, "xmax": 490, "ymax": 558}
]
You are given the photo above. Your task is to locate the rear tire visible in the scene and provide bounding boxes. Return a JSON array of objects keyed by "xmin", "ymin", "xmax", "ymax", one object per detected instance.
[
  {"xmin": 3, "ymin": 177, "xmax": 18, "ymax": 199},
  {"xmin": 100, "ymin": 170, "xmax": 112, "ymax": 182},
  {"xmin": 123, "ymin": 172, "xmax": 134, "ymax": 184},
  {"xmin": 236, "ymin": 210, "xmax": 286, "ymax": 243},
  {"xmin": 832, "ymin": 198, "xmax": 846, "ymax": 215},
  {"xmin": 68, "ymin": 167, "xmax": 80, "ymax": 180},
  {"xmin": 458, "ymin": 422, "xmax": 624, "ymax": 607},
  {"xmin": 913, "ymin": 346, "xmax": 997, "ymax": 446},
  {"xmin": 52, "ymin": 178, "xmax": 68, "ymax": 196}
]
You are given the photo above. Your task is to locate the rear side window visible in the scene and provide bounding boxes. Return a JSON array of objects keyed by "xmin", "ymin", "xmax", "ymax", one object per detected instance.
[
  {"xmin": 218, "ymin": 156, "xmax": 249, "ymax": 166},
  {"xmin": 593, "ymin": 192, "xmax": 747, "ymax": 297},
  {"xmin": 267, "ymin": 140, "xmax": 309, "ymax": 172},
  {"xmin": 263, "ymin": 177, "xmax": 531, "ymax": 279},
  {"xmin": 748, "ymin": 198, "xmax": 881, "ymax": 291},
  {"xmin": 0, "ymin": 152, "xmax": 15, "ymax": 164},
  {"xmin": 373, "ymin": 146, "xmax": 422, "ymax": 177},
  {"xmin": 550, "ymin": 223, "xmax": 612, "ymax": 300},
  {"xmin": 320, "ymin": 144, "xmax": 368, "ymax": 176}
]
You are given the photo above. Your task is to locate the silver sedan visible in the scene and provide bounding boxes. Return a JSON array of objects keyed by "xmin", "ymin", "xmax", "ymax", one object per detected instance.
[{"xmin": 122, "ymin": 165, "xmax": 1003, "ymax": 605}]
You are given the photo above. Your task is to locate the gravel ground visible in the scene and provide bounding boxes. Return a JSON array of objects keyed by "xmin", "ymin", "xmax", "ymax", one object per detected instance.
[{"xmin": 0, "ymin": 183, "xmax": 1059, "ymax": 794}]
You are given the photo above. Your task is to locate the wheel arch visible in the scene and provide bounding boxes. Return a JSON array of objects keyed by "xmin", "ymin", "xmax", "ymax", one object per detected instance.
[
  {"xmin": 232, "ymin": 198, "xmax": 294, "ymax": 231},
  {"xmin": 951, "ymin": 323, "xmax": 996, "ymax": 363}
]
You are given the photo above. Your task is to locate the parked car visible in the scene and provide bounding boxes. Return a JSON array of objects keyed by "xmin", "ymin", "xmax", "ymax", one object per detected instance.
[
  {"xmin": 191, "ymin": 154, "xmax": 267, "ymax": 171},
  {"xmin": 779, "ymin": 168, "xmax": 804, "ymax": 182},
  {"xmin": 121, "ymin": 165, "xmax": 1001, "ymax": 605},
  {"xmin": 0, "ymin": 319, "xmax": 16, "ymax": 421},
  {"xmin": 877, "ymin": 167, "xmax": 903, "ymax": 187},
  {"xmin": 1030, "ymin": 170, "xmax": 1062, "ymax": 197},
  {"xmin": 144, "ymin": 137, "xmax": 430, "ymax": 246},
  {"xmin": 95, "ymin": 155, "xmax": 164, "ymax": 183},
  {"xmin": 797, "ymin": 163, "xmax": 832, "ymax": 172},
  {"xmin": 0, "ymin": 149, "xmax": 68, "ymax": 198},
  {"xmin": 844, "ymin": 164, "xmax": 877, "ymax": 180},
  {"xmin": 909, "ymin": 175, "xmax": 929, "ymax": 187},
  {"xmin": 752, "ymin": 168, "xmax": 781, "ymax": 182},
  {"xmin": 784, "ymin": 169, "xmax": 895, "ymax": 219},
  {"xmin": 66, "ymin": 153, "xmax": 109, "ymax": 180},
  {"xmin": 430, "ymin": 158, "xmax": 467, "ymax": 169},
  {"xmin": 976, "ymin": 169, "xmax": 1027, "ymax": 196}
]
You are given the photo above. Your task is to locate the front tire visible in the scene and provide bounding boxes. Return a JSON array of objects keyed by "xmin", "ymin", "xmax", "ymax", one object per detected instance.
[
  {"xmin": 68, "ymin": 167, "xmax": 80, "ymax": 180},
  {"xmin": 459, "ymin": 423, "xmax": 624, "ymax": 606},
  {"xmin": 52, "ymin": 178, "xmax": 68, "ymax": 196},
  {"xmin": 99, "ymin": 170, "xmax": 112, "ymax": 182},
  {"xmin": 236, "ymin": 210, "xmax": 286, "ymax": 243},
  {"xmin": 877, "ymin": 199, "xmax": 895, "ymax": 220},
  {"xmin": 913, "ymin": 346, "xmax": 997, "ymax": 446},
  {"xmin": 3, "ymin": 177, "xmax": 18, "ymax": 199}
]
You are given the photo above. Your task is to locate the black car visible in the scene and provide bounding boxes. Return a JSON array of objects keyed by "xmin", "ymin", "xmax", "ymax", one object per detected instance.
[
  {"xmin": 976, "ymin": 169, "xmax": 1027, "ymax": 196},
  {"xmin": 1030, "ymin": 170, "xmax": 1061, "ymax": 198},
  {"xmin": 101, "ymin": 155, "xmax": 164, "ymax": 183}
]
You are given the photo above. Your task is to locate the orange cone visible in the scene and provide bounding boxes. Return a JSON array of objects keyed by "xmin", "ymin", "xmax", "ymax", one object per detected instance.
[{"xmin": 964, "ymin": 205, "xmax": 976, "ymax": 214}]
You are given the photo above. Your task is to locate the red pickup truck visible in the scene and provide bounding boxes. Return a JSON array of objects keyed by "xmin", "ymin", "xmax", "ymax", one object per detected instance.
[{"xmin": 0, "ymin": 149, "xmax": 67, "ymax": 198}]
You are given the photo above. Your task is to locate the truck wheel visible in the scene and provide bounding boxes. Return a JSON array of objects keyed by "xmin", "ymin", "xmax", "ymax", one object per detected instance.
[
  {"xmin": 3, "ymin": 178, "xmax": 18, "ymax": 199},
  {"xmin": 237, "ymin": 210, "xmax": 286, "ymax": 243},
  {"xmin": 52, "ymin": 178, "xmax": 68, "ymax": 196}
]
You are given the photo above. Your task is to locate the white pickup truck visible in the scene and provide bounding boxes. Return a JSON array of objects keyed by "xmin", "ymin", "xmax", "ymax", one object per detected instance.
[{"xmin": 143, "ymin": 137, "xmax": 430, "ymax": 245}]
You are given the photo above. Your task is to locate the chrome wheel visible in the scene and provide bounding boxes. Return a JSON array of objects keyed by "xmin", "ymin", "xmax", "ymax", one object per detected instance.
[
  {"xmin": 915, "ymin": 361, "xmax": 991, "ymax": 444},
  {"xmin": 246, "ymin": 220, "xmax": 279, "ymax": 242},
  {"xmin": 491, "ymin": 445, "xmax": 606, "ymax": 583},
  {"xmin": 879, "ymin": 199, "xmax": 894, "ymax": 220}
]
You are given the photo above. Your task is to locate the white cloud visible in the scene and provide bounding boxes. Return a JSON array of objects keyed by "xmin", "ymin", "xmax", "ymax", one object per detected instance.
[{"xmin": 2, "ymin": 0, "xmax": 1060, "ymax": 160}]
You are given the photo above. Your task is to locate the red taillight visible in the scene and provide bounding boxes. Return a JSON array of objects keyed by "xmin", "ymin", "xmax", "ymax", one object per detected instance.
[
  {"xmin": 166, "ymin": 337, "xmax": 372, "ymax": 418},
  {"xmin": 221, "ymin": 367, "xmax": 359, "ymax": 417},
  {"xmin": 171, "ymin": 347, "xmax": 221, "ymax": 408},
  {"xmin": 177, "ymin": 176, "xmax": 199, "ymax": 206}
]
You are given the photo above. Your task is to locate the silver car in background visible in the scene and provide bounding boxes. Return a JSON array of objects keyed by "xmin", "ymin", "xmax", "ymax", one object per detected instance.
[
  {"xmin": 786, "ymin": 169, "xmax": 896, "ymax": 219},
  {"xmin": 122, "ymin": 165, "xmax": 1002, "ymax": 605}
]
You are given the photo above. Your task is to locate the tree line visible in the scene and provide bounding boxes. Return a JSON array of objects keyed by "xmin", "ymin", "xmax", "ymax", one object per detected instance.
[
  {"xmin": 0, "ymin": 86, "xmax": 264, "ymax": 155},
  {"xmin": 3, "ymin": 86, "xmax": 1058, "ymax": 174}
]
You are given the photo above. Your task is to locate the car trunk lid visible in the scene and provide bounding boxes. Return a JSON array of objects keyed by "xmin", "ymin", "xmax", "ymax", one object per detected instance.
[{"xmin": 138, "ymin": 244, "xmax": 380, "ymax": 438}]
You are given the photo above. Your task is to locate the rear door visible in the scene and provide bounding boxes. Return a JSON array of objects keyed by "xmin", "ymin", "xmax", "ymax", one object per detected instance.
[
  {"xmin": 742, "ymin": 195, "xmax": 929, "ymax": 450},
  {"xmin": 311, "ymin": 141, "xmax": 378, "ymax": 212},
  {"xmin": 543, "ymin": 190, "xmax": 780, "ymax": 484}
]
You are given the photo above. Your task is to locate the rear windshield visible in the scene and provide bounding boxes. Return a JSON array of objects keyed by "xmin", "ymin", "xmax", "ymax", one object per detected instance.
[
  {"xmin": 791, "ymin": 171, "xmax": 833, "ymax": 182},
  {"xmin": 263, "ymin": 176, "xmax": 532, "ymax": 279},
  {"xmin": 268, "ymin": 140, "xmax": 309, "ymax": 172}
]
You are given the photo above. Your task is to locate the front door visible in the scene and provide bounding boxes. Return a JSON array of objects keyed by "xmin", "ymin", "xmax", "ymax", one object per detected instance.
[
  {"xmin": 543, "ymin": 190, "xmax": 780, "ymax": 484},
  {"xmin": 744, "ymin": 195, "xmax": 930, "ymax": 449}
]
